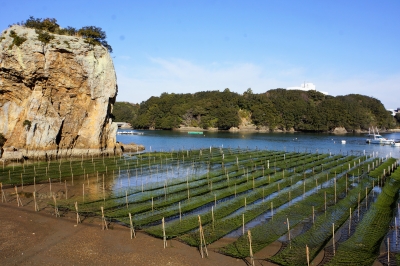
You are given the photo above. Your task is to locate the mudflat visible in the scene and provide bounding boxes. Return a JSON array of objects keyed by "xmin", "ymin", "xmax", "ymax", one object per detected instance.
[{"xmin": 0, "ymin": 183, "xmax": 248, "ymax": 266}]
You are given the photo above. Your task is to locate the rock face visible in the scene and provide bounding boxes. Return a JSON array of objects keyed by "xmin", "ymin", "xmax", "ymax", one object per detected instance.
[
  {"xmin": 331, "ymin": 127, "xmax": 348, "ymax": 134},
  {"xmin": 0, "ymin": 25, "xmax": 118, "ymax": 160}
]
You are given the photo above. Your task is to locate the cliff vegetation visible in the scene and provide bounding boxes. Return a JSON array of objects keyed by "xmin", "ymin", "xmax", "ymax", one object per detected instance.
[{"xmin": 8, "ymin": 16, "xmax": 112, "ymax": 52}]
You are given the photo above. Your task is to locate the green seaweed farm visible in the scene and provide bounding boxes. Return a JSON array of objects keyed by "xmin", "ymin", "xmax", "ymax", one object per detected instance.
[{"xmin": 1, "ymin": 147, "xmax": 400, "ymax": 265}]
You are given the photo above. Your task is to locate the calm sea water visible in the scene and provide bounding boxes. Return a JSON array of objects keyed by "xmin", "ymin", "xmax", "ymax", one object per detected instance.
[{"xmin": 117, "ymin": 130, "xmax": 400, "ymax": 158}]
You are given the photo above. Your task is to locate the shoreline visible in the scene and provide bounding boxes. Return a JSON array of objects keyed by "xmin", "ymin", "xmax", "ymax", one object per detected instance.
[{"xmin": 160, "ymin": 126, "xmax": 400, "ymax": 134}]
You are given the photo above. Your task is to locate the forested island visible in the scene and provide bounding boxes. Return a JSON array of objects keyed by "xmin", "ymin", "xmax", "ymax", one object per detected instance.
[{"xmin": 113, "ymin": 89, "xmax": 399, "ymax": 132}]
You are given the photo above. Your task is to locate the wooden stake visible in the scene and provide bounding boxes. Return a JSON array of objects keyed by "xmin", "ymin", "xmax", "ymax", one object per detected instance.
[
  {"xmin": 306, "ymin": 244, "xmax": 310, "ymax": 266},
  {"xmin": 129, "ymin": 213, "xmax": 136, "ymax": 239}
]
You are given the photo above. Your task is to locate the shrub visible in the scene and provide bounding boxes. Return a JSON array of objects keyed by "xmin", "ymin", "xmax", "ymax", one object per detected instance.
[
  {"xmin": 23, "ymin": 120, "xmax": 31, "ymax": 130},
  {"xmin": 8, "ymin": 30, "xmax": 27, "ymax": 49}
]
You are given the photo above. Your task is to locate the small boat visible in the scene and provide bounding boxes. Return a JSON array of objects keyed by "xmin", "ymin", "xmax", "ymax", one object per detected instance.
[
  {"xmin": 117, "ymin": 131, "xmax": 144, "ymax": 135},
  {"xmin": 341, "ymin": 140, "xmax": 346, "ymax": 144},
  {"xmin": 188, "ymin": 131, "xmax": 203, "ymax": 135},
  {"xmin": 392, "ymin": 141, "xmax": 400, "ymax": 147},
  {"xmin": 366, "ymin": 127, "xmax": 394, "ymax": 145}
]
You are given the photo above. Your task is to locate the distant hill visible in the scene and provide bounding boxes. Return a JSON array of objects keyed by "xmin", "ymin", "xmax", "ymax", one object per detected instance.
[
  {"xmin": 116, "ymin": 89, "xmax": 397, "ymax": 132},
  {"xmin": 112, "ymin": 102, "xmax": 139, "ymax": 126}
]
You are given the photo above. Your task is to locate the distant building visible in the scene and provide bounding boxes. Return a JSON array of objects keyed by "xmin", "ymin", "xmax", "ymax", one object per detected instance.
[{"xmin": 286, "ymin": 82, "xmax": 328, "ymax": 95}]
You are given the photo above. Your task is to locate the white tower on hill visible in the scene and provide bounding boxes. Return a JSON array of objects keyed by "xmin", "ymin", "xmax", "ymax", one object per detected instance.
[{"xmin": 286, "ymin": 82, "xmax": 328, "ymax": 95}]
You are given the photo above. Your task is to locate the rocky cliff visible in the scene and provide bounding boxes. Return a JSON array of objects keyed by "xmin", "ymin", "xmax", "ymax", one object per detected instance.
[{"xmin": 0, "ymin": 25, "xmax": 119, "ymax": 160}]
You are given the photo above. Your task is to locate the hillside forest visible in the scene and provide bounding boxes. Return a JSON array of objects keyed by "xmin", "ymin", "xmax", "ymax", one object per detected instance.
[{"xmin": 113, "ymin": 89, "xmax": 399, "ymax": 132}]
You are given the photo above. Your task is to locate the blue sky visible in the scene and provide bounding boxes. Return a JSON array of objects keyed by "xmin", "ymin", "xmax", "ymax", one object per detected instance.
[{"xmin": 1, "ymin": 0, "xmax": 399, "ymax": 108}]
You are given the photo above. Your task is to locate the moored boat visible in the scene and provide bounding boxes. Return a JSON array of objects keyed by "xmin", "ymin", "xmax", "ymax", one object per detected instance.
[
  {"xmin": 366, "ymin": 127, "xmax": 394, "ymax": 145},
  {"xmin": 188, "ymin": 131, "xmax": 204, "ymax": 134}
]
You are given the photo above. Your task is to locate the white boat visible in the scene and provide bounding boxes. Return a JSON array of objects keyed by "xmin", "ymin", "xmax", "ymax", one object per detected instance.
[
  {"xmin": 392, "ymin": 142, "xmax": 400, "ymax": 147},
  {"xmin": 366, "ymin": 128, "xmax": 394, "ymax": 145},
  {"xmin": 117, "ymin": 131, "xmax": 144, "ymax": 135}
]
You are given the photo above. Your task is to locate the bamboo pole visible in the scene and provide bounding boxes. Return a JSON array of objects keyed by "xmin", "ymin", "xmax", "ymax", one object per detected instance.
[
  {"xmin": 49, "ymin": 178, "xmax": 52, "ymax": 196},
  {"xmin": 101, "ymin": 206, "xmax": 108, "ymax": 230},
  {"xmin": 248, "ymin": 230, "xmax": 255, "ymax": 266},
  {"xmin": 1, "ymin": 188, "xmax": 6, "ymax": 203},
  {"xmin": 312, "ymin": 206, "xmax": 315, "ymax": 224},
  {"xmin": 129, "ymin": 213, "xmax": 136, "ymax": 239},
  {"xmin": 53, "ymin": 195, "xmax": 60, "ymax": 217},
  {"xmin": 332, "ymin": 223, "xmax": 335, "ymax": 256},
  {"xmin": 287, "ymin": 217, "xmax": 291, "ymax": 245},
  {"xmin": 75, "ymin": 201, "xmax": 81, "ymax": 224},
  {"xmin": 33, "ymin": 191, "xmax": 39, "ymax": 211},
  {"xmin": 394, "ymin": 217, "xmax": 398, "ymax": 245},
  {"xmin": 242, "ymin": 214, "xmax": 245, "ymax": 235},
  {"xmin": 387, "ymin": 237, "xmax": 390, "ymax": 264},
  {"xmin": 15, "ymin": 186, "xmax": 23, "ymax": 207},
  {"xmin": 162, "ymin": 217, "xmax": 167, "ymax": 248},
  {"xmin": 357, "ymin": 192, "xmax": 360, "ymax": 221},
  {"xmin": 198, "ymin": 215, "xmax": 208, "ymax": 258},
  {"xmin": 211, "ymin": 206, "xmax": 214, "ymax": 229},
  {"xmin": 271, "ymin": 202, "xmax": 274, "ymax": 219},
  {"xmin": 179, "ymin": 201, "xmax": 182, "ymax": 222},
  {"xmin": 126, "ymin": 190, "xmax": 128, "ymax": 208},
  {"xmin": 334, "ymin": 177, "xmax": 337, "ymax": 204},
  {"xmin": 348, "ymin": 208, "xmax": 352, "ymax": 236},
  {"xmin": 64, "ymin": 180, "xmax": 67, "ymax": 199}
]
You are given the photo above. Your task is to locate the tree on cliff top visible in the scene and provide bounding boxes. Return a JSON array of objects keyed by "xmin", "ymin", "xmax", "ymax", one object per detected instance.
[
  {"xmin": 12, "ymin": 16, "xmax": 113, "ymax": 53},
  {"xmin": 78, "ymin": 26, "xmax": 112, "ymax": 53}
]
